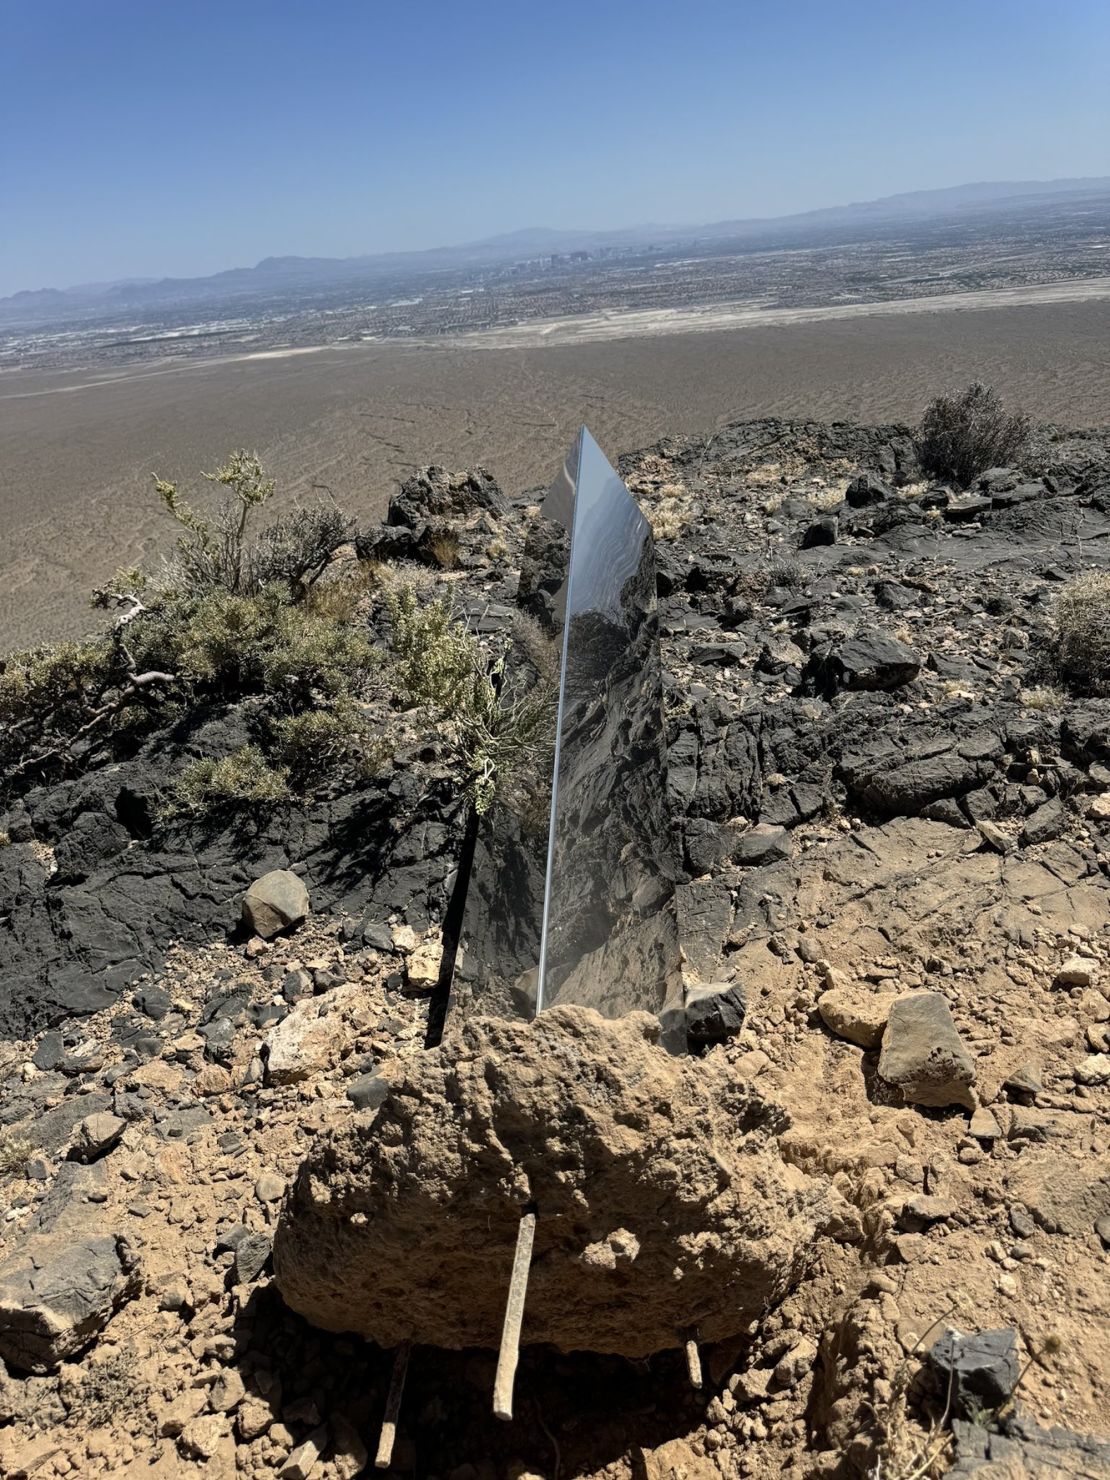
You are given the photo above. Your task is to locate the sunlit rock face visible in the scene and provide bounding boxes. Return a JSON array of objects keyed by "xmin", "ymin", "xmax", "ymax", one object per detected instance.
[{"xmin": 274, "ymin": 1007, "xmax": 846, "ymax": 1356}]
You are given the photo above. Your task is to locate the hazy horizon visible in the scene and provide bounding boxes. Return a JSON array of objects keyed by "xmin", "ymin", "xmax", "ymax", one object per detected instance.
[
  {"xmin": 4, "ymin": 173, "xmax": 1109, "ymax": 303},
  {"xmin": 3, "ymin": 0, "xmax": 1109, "ymax": 297}
]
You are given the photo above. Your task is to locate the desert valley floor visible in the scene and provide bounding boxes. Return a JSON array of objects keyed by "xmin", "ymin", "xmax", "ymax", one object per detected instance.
[{"xmin": 1, "ymin": 297, "xmax": 1109, "ymax": 650}]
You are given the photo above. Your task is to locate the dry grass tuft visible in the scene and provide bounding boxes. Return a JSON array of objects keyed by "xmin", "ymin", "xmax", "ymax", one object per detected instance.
[{"xmin": 1052, "ymin": 571, "xmax": 1110, "ymax": 695}]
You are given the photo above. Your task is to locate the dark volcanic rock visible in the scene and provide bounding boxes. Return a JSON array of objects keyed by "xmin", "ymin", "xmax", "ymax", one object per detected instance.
[
  {"xmin": 386, "ymin": 465, "xmax": 506, "ymax": 530},
  {"xmin": 242, "ymin": 869, "xmax": 310, "ymax": 939},
  {"xmin": 947, "ymin": 1413, "xmax": 1110, "ymax": 1479},
  {"xmin": 0, "ymin": 1164, "xmax": 140, "ymax": 1373},
  {"xmin": 846, "ymin": 742, "xmax": 997, "ymax": 819},
  {"xmin": 928, "ymin": 1327, "xmax": 1020, "ymax": 1418},
  {"xmin": 0, "ymin": 748, "xmax": 462, "ymax": 1038},
  {"xmin": 845, "ymin": 472, "xmax": 890, "ymax": 508},
  {"xmin": 878, "ymin": 992, "xmax": 976, "ymax": 1109},
  {"xmin": 802, "ymin": 634, "xmax": 921, "ymax": 696},
  {"xmin": 684, "ymin": 982, "xmax": 747, "ymax": 1049},
  {"xmin": 800, "ymin": 516, "xmax": 838, "ymax": 548}
]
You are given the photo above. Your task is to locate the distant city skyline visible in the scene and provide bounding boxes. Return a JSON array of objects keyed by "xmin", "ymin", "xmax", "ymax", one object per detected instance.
[{"xmin": 2, "ymin": 0, "xmax": 1108, "ymax": 297}]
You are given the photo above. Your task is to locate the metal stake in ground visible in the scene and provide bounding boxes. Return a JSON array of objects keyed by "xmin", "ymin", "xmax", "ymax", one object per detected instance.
[
  {"xmin": 375, "ymin": 1341, "xmax": 411, "ymax": 1470},
  {"xmin": 493, "ymin": 1211, "xmax": 537, "ymax": 1421}
]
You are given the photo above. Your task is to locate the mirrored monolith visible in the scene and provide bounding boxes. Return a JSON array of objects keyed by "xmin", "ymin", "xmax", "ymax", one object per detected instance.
[{"xmin": 450, "ymin": 427, "xmax": 684, "ymax": 1050}]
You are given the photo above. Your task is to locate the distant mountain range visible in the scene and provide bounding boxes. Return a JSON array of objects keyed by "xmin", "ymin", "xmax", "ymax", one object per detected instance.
[{"xmin": 4, "ymin": 176, "xmax": 1109, "ymax": 327}]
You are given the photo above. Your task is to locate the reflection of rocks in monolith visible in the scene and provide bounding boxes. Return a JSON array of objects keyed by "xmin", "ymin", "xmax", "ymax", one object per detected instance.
[{"xmin": 451, "ymin": 428, "xmax": 683, "ymax": 1048}]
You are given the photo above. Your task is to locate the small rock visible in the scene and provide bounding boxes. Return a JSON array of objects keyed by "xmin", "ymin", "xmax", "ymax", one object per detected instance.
[
  {"xmin": 178, "ymin": 1413, "xmax": 229, "ymax": 1461},
  {"xmin": 158, "ymin": 1390, "xmax": 207, "ymax": 1436},
  {"xmin": 1074, "ymin": 1053, "xmax": 1110, "ymax": 1085},
  {"xmin": 684, "ymin": 982, "xmax": 747, "ymax": 1048},
  {"xmin": 1020, "ymin": 798, "xmax": 1066, "ymax": 846},
  {"xmin": 927, "ymin": 1327, "xmax": 1020, "ymax": 1418},
  {"xmin": 976, "ymin": 820, "xmax": 1014, "ymax": 856},
  {"xmin": 209, "ymin": 1369, "xmax": 246, "ymax": 1413},
  {"xmin": 1009, "ymin": 1205, "xmax": 1035, "ymax": 1238},
  {"xmin": 804, "ymin": 633, "xmax": 920, "ymax": 696},
  {"xmin": 133, "ymin": 984, "xmax": 173, "ymax": 1021},
  {"xmin": 733, "ymin": 824, "xmax": 793, "ymax": 867},
  {"xmin": 800, "ymin": 515, "xmax": 837, "ymax": 548},
  {"xmin": 1055, "ymin": 956, "xmax": 1098, "ymax": 989},
  {"xmin": 846, "ymin": 472, "xmax": 890, "ymax": 507},
  {"xmin": 281, "ymin": 968, "xmax": 314, "ymax": 1003},
  {"xmin": 391, "ymin": 924, "xmax": 419, "ymax": 953},
  {"xmin": 68, "ymin": 1113, "xmax": 126, "ymax": 1163},
  {"xmin": 897, "ymin": 1194, "xmax": 955, "ymax": 1231},
  {"xmin": 157, "ymin": 1276, "xmax": 192, "ymax": 1312},
  {"xmin": 242, "ymin": 870, "xmax": 310, "ymax": 940},
  {"xmin": 817, "ymin": 985, "xmax": 893, "ymax": 1049},
  {"xmin": 235, "ymin": 1231, "xmax": 273, "ymax": 1284},
  {"xmin": 255, "ymin": 1173, "xmax": 286, "ymax": 1204},
  {"xmin": 193, "ymin": 1064, "xmax": 232, "ymax": 1097},
  {"xmin": 878, "ymin": 993, "xmax": 976, "ymax": 1110},
  {"xmin": 264, "ymin": 994, "xmax": 348, "ymax": 1085},
  {"xmin": 346, "ymin": 1072, "xmax": 390, "ymax": 1113},
  {"xmin": 279, "ymin": 1424, "xmax": 328, "ymax": 1479},
  {"xmin": 330, "ymin": 1415, "xmax": 369, "ymax": 1480},
  {"xmin": 773, "ymin": 1337, "xmax": 817, "ymax": 1387},
  {"xmin": 1003, "ymin": 1062, "xmax": 1042, "ymax": 1099},
  {"xmin": 405, "ymin": 937, "xmax": 442, "ymax": 994},
  {"xmin": 969, "ymin": 1106, "xmax": 1003, "ymax": 1141},
  {"xmin": 31, "ymin": 1032, "xmax": 65, "ymax": 1071},
  {"xmin": 237, "ymin": 1398, "xmax": 273, "ymax": 1441}
]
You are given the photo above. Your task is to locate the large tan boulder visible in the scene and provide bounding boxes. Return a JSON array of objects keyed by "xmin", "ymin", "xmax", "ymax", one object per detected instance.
[
  {"xmin": 274, "ymin": 1006, "xmax": 849, "ymax": 1357},
  {"xmin": 242, "ymin": 869, "xmax": 309, "ymax": 939}
]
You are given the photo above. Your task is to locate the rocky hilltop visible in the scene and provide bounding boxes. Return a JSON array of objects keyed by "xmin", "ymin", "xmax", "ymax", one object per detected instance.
[{"xmin": 1, "ymin": 414, "xmax": 1109, "ymax": 1479}]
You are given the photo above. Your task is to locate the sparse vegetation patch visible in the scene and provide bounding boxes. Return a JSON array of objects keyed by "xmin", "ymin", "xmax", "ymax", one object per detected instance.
[{"xmin": 916, "ymin": 381, "xmax": 1030, "ymax": 486}]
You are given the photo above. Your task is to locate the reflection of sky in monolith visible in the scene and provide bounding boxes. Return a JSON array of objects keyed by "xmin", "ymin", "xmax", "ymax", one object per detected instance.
[{"xmin": 451, "ymin": 427, "xmax": 684, "ymax": 1051}]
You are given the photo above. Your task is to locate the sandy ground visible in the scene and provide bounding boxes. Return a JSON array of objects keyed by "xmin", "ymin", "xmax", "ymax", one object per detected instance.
[{"xmin": 1, "ymin": 297, "xmax": 1109, "ymax": 650}]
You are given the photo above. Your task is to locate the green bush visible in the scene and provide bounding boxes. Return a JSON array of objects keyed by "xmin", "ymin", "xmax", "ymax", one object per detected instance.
[
  {"xmin": 916, "ymin": 381, "xmax": 1030, "ymax": 487},
  {"xmin": 1051, "ymin": 571, "xmax": 1110, "ymax": 695},
  {"xmin": 131, "ymin": 585, "xmax": 378, "ymax": 703},
  {"xmin": 382, "ymin": 581, "xmax": 555, "ymax": 813},
  {"xmin": 1, "ymin": 453, "xmax": 380, "ymax": 801},
  {"xmin": 173, "ymin": 746, "xmax": 291, "ymax": 813},
  {"xmin": 270, "ymin": 705, "xmax": 391, "ymax": 790}
]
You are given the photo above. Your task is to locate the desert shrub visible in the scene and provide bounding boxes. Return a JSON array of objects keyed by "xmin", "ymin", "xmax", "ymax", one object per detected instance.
[
  {"xmin": 385, "ymin": 583, "xmax": 485, "ymax": 711},
  {"xmin": 173, "ymin": 746, "xmax": 291, "ymax": 813},
  {"xmin": 382, "ymin": 582, "xmax": 555, "ymax": 812},
  {"xmin": 428, "ymin": 529, "xmax": 461, "ymax": 569},
  {"xmin": 154, "ymin": 449, "xmax": 277, "ymax": 595},
  {"xmin": 153, "ymin": 451, "xmax": 354, "ymax": 600},
  {"xmin": 1, "ymin": 452, "xmax": 379, "ymax": 800},
  {"xmin": 1050, "ymin": 571, "xmax": 1110, "ymax": 695},
  {"xmin": 63, "ymin": 1347, "xmax": 149, "ymax": 1430},
  {"xmin": 0, "ymin": 1131, "xmax": 32, "ymax": 1178},
  {"xmin": 0, "ymin": 636, "xmax": 154, "ymax": 782},
  {"xmin": 126, "ymin": 586, "xmax": 377, "ymax": 706},
  {"xmin": 916, "ymin": 382, "xmax": 1030, "ymax": 487},
  {"xmin": 1020, "ymin": 683, "xmax": 1065, "ymax": 711},
  {"xmin": 270, "ymin": 705, "xmax": 391, "ymax": 790},
  {"xmin": 252, "ymin": 504, "xmax": 357, "ymax": 595}
]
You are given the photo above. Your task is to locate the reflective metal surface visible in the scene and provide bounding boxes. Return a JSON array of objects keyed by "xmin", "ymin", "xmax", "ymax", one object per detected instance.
[{"xmin": 451, "ymin": 427, "xmax": 684, "ymax": 1050}]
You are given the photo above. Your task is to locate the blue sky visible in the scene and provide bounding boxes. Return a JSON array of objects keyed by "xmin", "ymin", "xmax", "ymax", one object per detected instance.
[{"xmin": 2, "ymin": 0, "xmax": 1108, "ymax": 295}]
